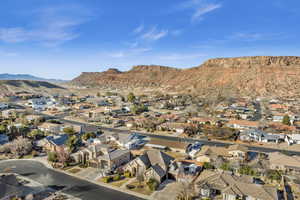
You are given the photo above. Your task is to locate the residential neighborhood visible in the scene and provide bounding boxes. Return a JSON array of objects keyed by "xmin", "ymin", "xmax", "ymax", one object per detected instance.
[{"xmin": 1, "ymin": 91, "xmax": 300, "ymax": 200}]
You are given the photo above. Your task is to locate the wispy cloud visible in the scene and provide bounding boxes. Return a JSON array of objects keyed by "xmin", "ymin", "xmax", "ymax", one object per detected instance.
[
  {"xmin": 0, "ymin": 28, "xmax": 28, "ymax": 43},
  {"xmin": 176, "ymin": 0, "xmax": 222, "ymax": 22},
  {"xmin": 192, "ymin": 3, "xmax": 221, "ymax": 21},
  {"xmin": 230, "ymin": 32, "xmax": 286, "ymax": 41},
  {"xmin": 133, "ymin": 24, "xmax": 144, "ymax": 34},
  {"xmin": 107, "ymin": 47, "xmax": 152, "ymax": 58},
  {"xmin": 0, "ymin": 4, "xmax": 93, "ymax": 46},
  {"xmin": 141, "ymin": 27, "xmax": 169, "ymax": 41}
]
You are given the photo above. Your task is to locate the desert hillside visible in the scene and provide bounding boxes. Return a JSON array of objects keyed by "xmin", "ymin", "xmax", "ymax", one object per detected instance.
[
  {"xmin": 71, "ymin": 56, "xmax": 300, "ymax": 98},
  {"xmin": 0, "ymin": 80, "xmax": 66, "ymax": 95}
]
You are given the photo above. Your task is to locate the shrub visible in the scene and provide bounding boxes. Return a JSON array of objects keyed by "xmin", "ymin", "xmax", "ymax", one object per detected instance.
[
  {"xmin": 147, "ymin": 178, "xmax": 159, "ymax": 191},
  {"xmin": 239, "ymin": 165, "xmax": 257, "ymax": 176},
  {"xmin": 124, "ymin": 171, "xmax": 132, "ymax": 178},
  {"xmin": 282, "ymin": 115, "xmax": 291, "ymax": 125},
  {"xmin": 102, "ymin": 176, "xmax": 112, "ymax": 183},
  {"xmin": 126, "ymin": 184, "xmax": 135, "ymax": 189},
  {"xmin": 113, "ymin": 174, "xmax": 121, "ymax": 181},
  {"xmin": 220, "ymin": 162, "xmax": 232, "ymax": 171},
  {"xmin": 47, "ymin": 152, "xmax": 58, "ymax": 162},
  {"xmin": 266, "ymin": 170, "xmax": 282, "ymax": 182},
  {"xmin": 203, "ymin": 162, "xmax": 214, "ymax": 169}
]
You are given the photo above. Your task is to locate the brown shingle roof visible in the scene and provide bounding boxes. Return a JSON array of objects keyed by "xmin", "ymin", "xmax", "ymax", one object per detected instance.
[{"xmin": 148, "ymin": 138, "xmax": 189, "ymax": 150}]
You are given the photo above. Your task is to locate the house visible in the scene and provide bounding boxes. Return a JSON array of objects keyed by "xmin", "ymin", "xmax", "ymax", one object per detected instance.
[
  {"xmin": 188, "ymin": 117, "xmax": 215, "ymax": 125},
  {"xmin": 268, "ymin": 152, "xmax": 300, "ymax": 174},
  {"xmin": 44, "ymin": 134, "xmax": 68, "ymax": 152},
  {"xmin": 38, "ymin": 122, "xmax": 62, "ymax": 133},
  {"xmin": 173, "ymin": 160, "xmax": 203, "ymax": 182},
  {"xmin": 71, "ymin": 143, "xmax": 131, "ymax": 172},
  {"xmin": 105, "ymin": 132, "xmax": 147, "ymax": 150},
  {"xmin": 285, "ymin": 134, "xmax": 300, "ymax": 145},
  {"xmin": 272, "ymin": 113, "xmax": 285, "ymax": 122},
  {"xmin": 73, "ymin": 103, "xmax": 92, "ymax": 110},
  {"xmin": 123, "ymin": 150, "xmax": 175, "ymax": 183},
  {"xmin": 195, "ymin": 170, "xmax": 278, "ymax": 200},
  {"xmin": 147, "ymin": 138, "xmax": 190, "ymax": 153},
  {"xmin": 87, "ymin": 97, "xmax": 110, "ymax": 106},
  {"xmin": 158, "ymin": 122, "xmax": 190, "ymax": 134},
  {"xmin": 85, "ymin": 107, "xmax": 105, "ymax": 119},
  {"xmin": 227, "ymin": 120, "xmax": 260, "ymax": 130},
  {"xmin": 269, "ymin": 103, "xmax": 288, "ymax": 112},
  {"xmin": 195, "ymin": 146, "xmax": 230, "ymax": 163},
  {"xmin": 27, "ymin": 98, "xmax": 48, "ymax": 110},
  {"xmin": 260, "ymin": 133, "xmax": 284, "ymax": 143},
  {"xmin": 71, "ymin": 144, "xmax": 111, "ymax": 164},
  {"xmin": 1, "ymin": 109, "xmax": 25, "ymax": 119},
  {"xmin": 240, "ymin": 129, "xmax": 284, "ymax": 144},
  {"xmin": 89, "ymin": 148, "xmax": 131, "ymax": 171},
  {"xmin": 227, "ymin": 145, "xmax": 248, "ymax": 160},
  {"xmin": 268, "ymin": 122, "xmax": 297, "ymax": 132},
  {"xmin": 239, "ymin": 129, "xmax": 266, "ymax": 142},
  {"xmin": 25, "ymin": 115, "xmax": 43, "ymax": 123}
]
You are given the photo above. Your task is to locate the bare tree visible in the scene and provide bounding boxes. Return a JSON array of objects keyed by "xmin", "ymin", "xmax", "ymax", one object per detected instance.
[
  {"xmin": 176, "ymin": 181, "xmax": 194, "ymax": 200},
  {"xmin": 56, "ymin": 148, "xmax": 70, "ymax": 167},
  {"xmin": 8, "ymin": 137, "xmax": 32, "ymax": 157}
]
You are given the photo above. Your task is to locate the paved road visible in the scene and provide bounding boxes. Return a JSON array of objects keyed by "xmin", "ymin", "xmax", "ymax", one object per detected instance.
[
  {"xmin": 41, "ymin": 113, "xmax": 300, "ymax": 156},
  {"xmin": 0, "ymin": 160, "xmax": 144, "ymax": 200}
]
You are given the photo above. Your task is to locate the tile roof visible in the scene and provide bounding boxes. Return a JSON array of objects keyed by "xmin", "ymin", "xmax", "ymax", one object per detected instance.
[
  {"xmin": 228, "ymin": 120, "xmax": 259, "ymax": 127},
  {"xmin": 146, "ymin": 150, "xmax": 174, "ymax": 170},
  {"xmin": 196, "ymin": 170, "xmax": 278, "ymax": 200},
  {"xmin": 268, "ymin": 152, "xmax": 300, "ymax": 168}
]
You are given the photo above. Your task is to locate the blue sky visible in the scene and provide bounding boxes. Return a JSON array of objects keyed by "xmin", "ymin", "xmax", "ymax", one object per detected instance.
[{"xmin": 0, "ymin": 0, "xmax": 299, "ymax": 79}]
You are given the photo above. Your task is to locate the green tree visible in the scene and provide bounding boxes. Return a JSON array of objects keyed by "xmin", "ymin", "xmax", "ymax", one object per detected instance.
[
  {"xmin": 81, "ymin": 132, "xmax": 96, "ymax": 141},
  {"xmin": 48, "ymin": 151, "xmax": 58, "ymax": 162},
  {"xmin": 147, "ymin": 178, "xmax": 159, "ymax": 191},
  {"xmin": 282, "ymin": 115, "xmax": 291, "ymax": 125},
  {"xmin": 65, "ymin": 135, "xmax": 79, "ymax": 152},
  {"xmin": 28, "ymin": 129, "xmax": 44, "ymax": 139},
  {"xmin": 63, "ymin": 127, "xmax": 76, "ymax": 135},
  {"xmin": 127, "ymin": 92, "xmax": 136, "ymax": 103},
  {"xmin": 131, "ymin": 104, "xmax": 148, "ymax": 115},
  {"xmin": 0, "ymin": 124, "xmax": 6, "ymax": 134}
]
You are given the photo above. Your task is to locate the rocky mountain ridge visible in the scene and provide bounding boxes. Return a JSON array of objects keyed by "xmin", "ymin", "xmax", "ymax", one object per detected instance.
[{"xmin": 71, "ymin": 56, "xmax": 300, "ymax": 97}]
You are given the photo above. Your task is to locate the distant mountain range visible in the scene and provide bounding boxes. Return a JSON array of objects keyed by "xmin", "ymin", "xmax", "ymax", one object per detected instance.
[
  {"xmin": 0, "ymin": 80, "xmax": 66, "ymax": 95},
  {"xmin": 0, "ymin": 73, "xmax": 66, "ymax": 83}
]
